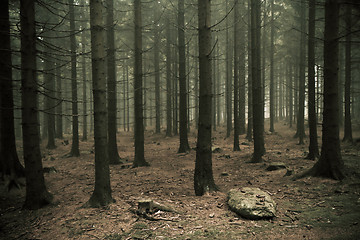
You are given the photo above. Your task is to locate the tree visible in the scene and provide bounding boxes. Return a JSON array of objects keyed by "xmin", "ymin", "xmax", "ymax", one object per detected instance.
[
  {"xmin": 343, "ymin": 4, "xmax": 353, "ymax": 143},
  {"xmin": 269, "ymin": 0, "xmax": 275, "ymax": 133},
  {"xmin": 246, "ymin": 0, "xmax": 253, "ymax": 142},
  {"xmin": 133, "ymin": 0, "xmax": 149, "ymax": 167},
  {"xmin": 0, "ymin": 0, "xmax": 25, "ymax": 180},
  {"xmin": 154, "ymin": 2, "xmax": 161, "ymax": 134},
  {"xmin": 85, "ymin": 0, "xmax": 114, "ymax": 207},
  {"xmin": 178, "ymin": 0, "xmax": 190, "ymax": 153},
  {"xmin": 238, "ymin": 1, "xmax": 246, "ymax": 135},
  {"xmin": 43, "ymin": 13, "xmax": 56, "ymax": 150},
  {"xmin": 69, "ymin": 0, "xmax": 80, "ymax": 157},
  {"xmin": 306, "ymin": 0, "xmax": 319, "ymax": 159},
  {"xmin": 297, "ymin": 0, "xmax": 344, "ymax": 180},
  {"xmin": 81, "ymin": 25, "xmax": 88, "ymax": 141},
  {"xmin": 20, "ymin": 0, "xmax": 53, "ymax": 209},
  {"xmin": 225, "ymin": 0, "xmax": 232, "ymax": 138},
  {"xmin": 233, "ymin": 0, "xmax": 240, "ymax": 151},
  {"xmin": 106, "ymin": 0, "xmax": 122, "ymax": 164},
  {"xmin": 251, "ymin": 0, "xmax": 265, "ymax": 162},
  {"xmin": 166, "ymin": 19, "xmax": 172, "ymax": 137},
  {"xmin": 295, "ymin": 0, "xmax": 306, "ymax": 145},
  {"xmin": 194, "ymin": 0, "xmax": 218, "ymax": 196}
]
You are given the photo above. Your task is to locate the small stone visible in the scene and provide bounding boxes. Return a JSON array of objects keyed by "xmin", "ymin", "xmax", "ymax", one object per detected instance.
[
  {"xmin": 266, "ymin": 162, "xmax": 287, "ymax": 171},
  {"xmin": 221, "ymin": 172, "xmax": 229, "ymax": 176},
  {"xmin": 209, "ymin": 213, "xmax": 215, "ymax": 218},
  {"xmin": 212, "ymin": 146, "xmax": 222, "ymax": 153}
]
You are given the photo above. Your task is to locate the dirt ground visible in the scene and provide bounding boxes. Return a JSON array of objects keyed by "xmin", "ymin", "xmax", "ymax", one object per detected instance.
[{"xmin": 1, "ymin": 122, "xmax": 360, "ymax": 240}]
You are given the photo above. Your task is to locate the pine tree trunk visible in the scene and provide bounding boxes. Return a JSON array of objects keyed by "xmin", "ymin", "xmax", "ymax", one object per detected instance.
[
  {"xmin": 306, "ymin": 0, "xmax": 319, "ymax": 159},
  {"xmin": 44, "ymin": 26, "xmax": 56, "ymax": 150},
  {"xmin": 69, "ymin": 0, "xmax": 80, "ymax": 157},
  {"xmin": 246, "ymin": 0, "xmax": 253, "ymax": 142},
  {"xmin": 194, "ymin": 0, "xmax": 218, "ymax": 196},
  {"xmin": 0, "ymin": 0, "xmax": 25, "ymax": 179},
  {"xmin": 269, "ymin": 0, "xmax": 275, "ymax": 132},
  {"xmin": 178, "ymin": 0, "xmax": 190, "ymax": 153},
  {"xmin": 82, "ymin": 26, "xmax": 88, "ymax": 141},
  {"xmin": 106, "ymin": 0, "xmax": 121, "ymax": 164},
  {"xmin": 55, "ymin": 57, "xmax": 63, "ymax": 139},
  {"xmin": 166, "ymin": 19, "xmax": 172, "ymax": 137},
  {"xmin": 343, "ymin": 5, "xmax": 352, "ymax": 143},
  {"xmin": 85, "ymin": 0, "xmax": 114, "ymax": 207},
  {"xmin": 133, "ymin": 0, "xmax": 149, "ymax": 167},
  {"xmin": 239, "ymin": 1, "xmax": 246, "ymax": 135},
  {"xmin": 296, "ymin": 0, "xmax": 306, "ymax": 144},
  {"xmin": 233, "ymin": 0, "xmax": 240, "ymax": 151},
  {"xmin": 251, "ymin": 0, "xmax": 265, "ymax": 162},
  {"xmin": 20, "ymin": 0, "xmax": 53, "ymax": 209},
  {"xmin": 304, "ymin": 0, "xmax": 344, "ymax": 180},
  {"xmin": 154, "ymin": 5, "xmax": 161, "ymax": 134},
  {"xmin": 225, "ymin": 0, "xmax": 232, "ymax": 138}
]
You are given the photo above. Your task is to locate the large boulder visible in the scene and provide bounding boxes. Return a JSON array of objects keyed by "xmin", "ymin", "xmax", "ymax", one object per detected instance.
[{"xmin": 227, "ymin": 187, "xmax": 276, "ymax": 220}]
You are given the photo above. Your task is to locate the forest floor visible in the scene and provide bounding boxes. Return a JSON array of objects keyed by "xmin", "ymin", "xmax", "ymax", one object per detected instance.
[{"xmin": 1, "ymin": 122, "xmax": 360, "ymax": 240}]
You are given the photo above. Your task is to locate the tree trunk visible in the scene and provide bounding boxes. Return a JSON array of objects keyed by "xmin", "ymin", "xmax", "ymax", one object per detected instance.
[
  {"xmin": 251, "ymin": 0, "xmax": 265, "ymax": 162},
  {"xmin": 194, "ymin": 0, "xmax": 218, "ymax": 196},
  {"xmin": 69, "ymin": 0, "xmax": 80, "ymax": 157},
  {"xmin": 343, "ymin": 4, "xmax": 352, "ymax": 143},
  {"xmin": 246, "ymin": 0, "xmax": 253, "ymax": 142},
  {"xmin": 302, "ymin": 0, "xmax": 344, "ymax": 180},
  {"xmin": 178, "ymin": 0, "xmax": 190, "ymax": 153},
  {"xmin": 166, "ymin": 19, "xmax": 172, "ymax": 137},
  {"xmin": 20, "ymin": 0, "xmax": 53, "ymax": 209},
  {"xmin": 55, "ymin": 57, "xmax": 63, "ymax": 139},
  {"xmin": 296, "ymin": 0, "xmax": 306, "ymax": 144},
  {"xmin": 154, "ymin": 4, "xmax": 161, "ymax": 134},
  {"xmin": 288, "ymin": 63, "xmax": 293, "ymax": 128},
  {"xmin": 233, "ymin": 0, "xmax": 240, "ymax": 151},
  {"xmin": 106, "ymin": 0, "xmax": 121, "ymax": 164},
  {"xmin": 133, "ymin": 0, "xmax": 149, "ymax": 167},
  {"xmin": 306, "ymin": 0, "xmax": 319, "ymax": 159},
  {"xmin": 0, "ymin": 0, "xmax": 25, "ymax": 179},
  {"xmin": 85, "ymin": 0, "xmax": 114, "ymax": 207},
  {"xmin": 269, "ymin": 0, "xmax": 275, "ymax": 133},
  {"xmin": 225, "ymin": 0, "xmax": 232, "ymax": 138},
  {"xmin": 239, "ymin": 1, "xmax": 246, "ymax": 135},
  {"xmin": 44, "ymin": 22, "xmax": 56, "ymax": 150},
  {"xmin": 82, "ymin": 26, "xmax": 88, "ymax": 141}
]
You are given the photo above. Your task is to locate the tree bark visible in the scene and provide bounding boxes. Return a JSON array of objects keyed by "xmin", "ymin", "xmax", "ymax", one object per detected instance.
[
  {"xmin": 166, "ymin": 19, "xmax": 172, "ymax": 137},
  {"xmin": 269, "ymin": 0, "xmax": 275, "ymax": 133},
  {"xmin": 306, "ymin": 0, "xmax": 319, "ymax": 159},
  {"xmin": 106, "ymin": 0, "xmax": 121, "ymax": 164},
  {"xmin": 178, "ymin": 0, "xmax": 190, "ymax": 153},
  {"xmin": 85, "ymin": 0, "xmax": 114, "ymax": 207},
  {"xmin": 154, "ymin": 4, "xmax": 161, "ymax": 134},
  {"xmin": 233, "ymin": 0, "xmax": 240, "ymax": 151},
  {"xmin": 44, "ymin": 21, "xmax": 56, "ymax": 150},
  {"xmin": 69, "ymin": 0, "xmax": 80, "ymax": 157},
  {"xmin": 0, "ymin": 0, "xmax": 25, "ymax": 179},
  {"xmin": 20, "ymin": 0, "xmax": 53, "ymax": 209},
  {"xmin": 81, "ymin": 25, "xmax": 88, "ymax": 141},
  {"xmin": 295, "ymin": 0, "xmax": 306, "ymax": 144},
  {"xmin": 133, "ymin": 0, "xmax": 149, "ymax": 167},
  {"xmin": 225, "ymin": 0, "xmax": 232, "ymax": 138},
  {"xmin": 246, "ymin": 0, "xmax": 253, "ymax": 142},
  {"xmin": 251, "ymin": 0, "xmax": 265, "ymax": 162},
  {"xmin": 194, "ymin": 0, "xmax": 218, "ymax": 196},
  {"xmin": 343, "ymin": 4, "xmax": 352, "ymax": 143},
  {"xmin": 300, "ymin": 0, "xmax": 344, "ymax": 180}
]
